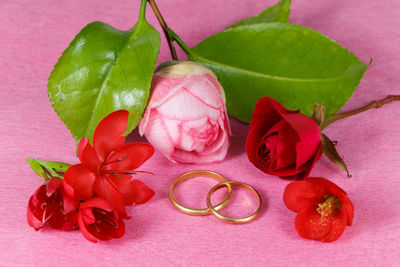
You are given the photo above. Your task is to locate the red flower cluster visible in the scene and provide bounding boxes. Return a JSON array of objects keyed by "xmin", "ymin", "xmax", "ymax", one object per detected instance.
[
  {"xmin": 27, "ymin": 110, "xmax": 155, "ymax": 242},
  {"xmin": 284, "ymin": 177, "xmax": 354, "ymax": 242}
]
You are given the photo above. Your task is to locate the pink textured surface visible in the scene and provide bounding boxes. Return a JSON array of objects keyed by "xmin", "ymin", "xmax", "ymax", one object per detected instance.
[{"xmin": 1, "ymin": 0, "xmax": 399, "ymax": 265}]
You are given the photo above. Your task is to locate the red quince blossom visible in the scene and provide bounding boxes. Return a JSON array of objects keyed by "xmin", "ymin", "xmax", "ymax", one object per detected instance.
[
  {"xmin": 27, "ymin": 177, "xmax": 79, "ymax": 231},
  {"xmin": 78, "ymin": 198, "xmax": 125, "ymax": 243},
  {"xmin": 284, "ymin": 177, "xmax": 354, "ymax": 242},
  {"xmin": 63, "ymin": 110, "xmax": 155, "ymax": 218}
]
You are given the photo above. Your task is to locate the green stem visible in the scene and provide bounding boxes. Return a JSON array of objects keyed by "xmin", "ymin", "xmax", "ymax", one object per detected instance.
[
  {"xmin": 139, "ymin": 0, "xmax": 148, "ymax": 21},
  {"xmin": 322, "ymin": 95, "xmax": 400, "ymax": 129},
  {"xmin": 148, "ymin": 0, "xmax": 178, "ymax": 60},
  {"xmin": 168, "ymin": 29, "xmax": 192, "ymax": 56}
]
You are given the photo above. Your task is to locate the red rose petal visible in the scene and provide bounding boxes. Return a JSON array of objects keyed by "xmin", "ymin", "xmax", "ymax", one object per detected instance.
[
  {"xmin": 273, "ymin": 121, "xmax": 299, "ymax": 170},
  {"xmin": 251, "ymin": 97, "xmax": 297, "ymax": 122},
  {"xmin": 280, "ymin": 112, "xmax": 321, "ymax": 168}
]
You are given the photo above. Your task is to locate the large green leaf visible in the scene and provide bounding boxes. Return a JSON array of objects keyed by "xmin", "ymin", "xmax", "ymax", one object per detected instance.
[
  {"xmin": 48, "ymin": 1, "xmax": 160, "ymax": 144},
  {"xmin": 229, "ymin": 0, "xmax": 291, "ymax": 28},
  {"xmin": 178, "ymin": 23, "xmax": 367, "ymax": 121}
]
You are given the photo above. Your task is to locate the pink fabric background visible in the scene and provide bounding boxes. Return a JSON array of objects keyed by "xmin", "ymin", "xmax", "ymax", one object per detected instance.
[{"xmin": 1, "ymin": 0, "xmax": 399, "ymax": 265}]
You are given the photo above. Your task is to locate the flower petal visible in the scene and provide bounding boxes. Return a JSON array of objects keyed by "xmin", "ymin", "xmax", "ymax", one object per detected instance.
[
  {"xmin": 295, "ymin": 206, "xmax": 334, "ymax": 241},
  {"xmin": 141, "ymin": 110, "xmax": 175, "ymax": 161},
  {"xmin": 250, "ymin": 97, "xmax": 297, "ymax": 124},
  {"xmin": 246, "ymin": 118, "xmax": 281, "ymax": 171},
  {"xmin": 114, "ymin": 218, "xmax": 126, "ymax": 238},
  {"xmin": 283, "ymin": 179, "xmax": 327, "ymax": 212},
  {"xmin": 182, "ymin": 74, "xmax": 225, "ymax": 110},
  {"xmin": 305, "ymin": 177, "xmax": 347, "ymax": 196},
  {"xmin": 130, "ymin": 179, "xmax": 155, "ymax": 204},
  {"xmin": 172, "ymin": 135, "xmax": 229, "ymax": 163},
  {"xmin": 94, "ymin": 176, "xmax": 128, "ymax": 218},
  {"xmin": 102, "ymin": 143, "xmax": 154, "ymax": 172},
  {"xmin": 63, "ymin": 164, "xmax": 96, "ymax": 200},
  {"xmin": 156, "ymin": 86, "xmax": 221, "ymax": 120},
  {"xmin": 78, "ymin": 137, "xmax": 100, "ymax": 172},
  {"xmin": 93, "ymin": 110, "xmax": 128, "ymax": 162},
  {"xmin": 27, "ymin": 185, "xmax": 51, "ymax": 230},
  {"xmin": 78, "ymin": 212, "xmax": 97, "ymax": 243},
  {"xmin": 63, "ymin": 191, "xmax": 80, "ymax": 213},
  {"xmin": 46, "ymin": 177, "xmax": 63, "ymax": 197},
  {"xmin": 280, "ymin": 112, "xmax": 321, "ymax": 168},
  {"xmin": 48, "ymin": 208, "xmax": 77, "ymax": 230},
  {"xmin": 279, "ymin": 144, "xmax": 322, "ymax": 180},
  {"xmin": 27, "ymin": 195, "xmax": 44, "ymax": 230},
  {"xmin": 305, "ymin": 177, "xmax": 353, "ymax": 226},
  {"xmin": 80, "ymin": 197, "xmax": 113, "ymax": 211},
  {"xmin": 267, "ymin": 120, "xmax": 299, "ymax": 170},
  {"xmin": 319, "ymin": 210, "xmax": 348, "ymax": 242},
  {"xmin": 339, "ymin": 195, "xmax": 354, "ymax": 226}
]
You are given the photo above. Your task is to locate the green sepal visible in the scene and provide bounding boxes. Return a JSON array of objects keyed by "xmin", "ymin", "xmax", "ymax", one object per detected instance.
[
  {"xmin": 27, "ymin": 158, "xmax": 72, "ymax": 180},
  {"xmin": 321, "ymin": 134, "xmax": 351, "ymax": 178}
]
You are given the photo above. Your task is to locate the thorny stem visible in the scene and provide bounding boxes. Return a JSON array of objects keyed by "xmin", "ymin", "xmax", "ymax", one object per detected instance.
[
  {"xmin": 322, "ymin": 95, "xmax": 400, "ymax": 129},
  {"xmin": 148, "ymin": 0, "xmax": 178, "ymax": 60}
]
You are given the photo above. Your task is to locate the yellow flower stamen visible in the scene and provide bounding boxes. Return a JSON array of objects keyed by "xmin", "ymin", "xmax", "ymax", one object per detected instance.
[{"xmin": 316, "ymin": 195, "xmax": 341, "ymax": 217}]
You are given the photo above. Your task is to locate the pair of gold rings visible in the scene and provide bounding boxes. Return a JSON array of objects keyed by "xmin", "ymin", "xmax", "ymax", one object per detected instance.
[{"xmin": 168, "ymin": 170, "xmax": 262, "ymax": 224}]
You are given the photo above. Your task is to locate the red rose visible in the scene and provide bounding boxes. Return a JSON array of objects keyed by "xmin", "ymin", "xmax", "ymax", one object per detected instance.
[
  {"xmin": 78, "ymin": 198, "xmax": 125, "ymax": 243},
  {"xmin": 283, "ymin": 177, "xmax": 354, "ymax": 242},
  {"xmin": 246, "ymin": 97, "xmax": 322, "ymax": 179},
  {"xmin": 27, "ymin": 177, "xmax": 78, "ymax": 231}
]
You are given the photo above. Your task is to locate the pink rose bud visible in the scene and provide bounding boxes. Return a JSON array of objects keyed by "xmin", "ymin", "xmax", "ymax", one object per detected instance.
[{"xmin": 139, "ymin": 61, "xmax": 231, "ymax": 163}]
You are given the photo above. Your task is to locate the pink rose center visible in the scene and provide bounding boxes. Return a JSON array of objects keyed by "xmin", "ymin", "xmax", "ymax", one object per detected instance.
[{"xmin": 185, "ymin": 120, "xmax": 219, "ymax": 151}]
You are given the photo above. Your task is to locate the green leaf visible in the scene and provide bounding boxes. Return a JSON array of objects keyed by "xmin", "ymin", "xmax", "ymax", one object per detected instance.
[
  {"xmin": 321, "ymin": 134, "xmax": 351, "ymax": 178},
  {"xmin": 27, "ymin": 158, "xmax": 72, "ymax": 180},
  {"xmin": 229, "ymin": 0, "xmax": 291, "ymax": 28},
  {"xmin": 177, "ymin": 23, "xmax": 367, "ymax": 122},
  {"xmin": 48, "ymin": 1, "xmax": 160, "ymax": 144}
]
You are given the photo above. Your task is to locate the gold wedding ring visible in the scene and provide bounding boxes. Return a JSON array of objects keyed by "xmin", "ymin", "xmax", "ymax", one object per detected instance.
[
  {"xmin": 206, "ymin": 181, "xmax": 262, "ymax": 224},
  {"xmin": 168, "ymin": 170, "xmax": 232, "ymax": 216}
]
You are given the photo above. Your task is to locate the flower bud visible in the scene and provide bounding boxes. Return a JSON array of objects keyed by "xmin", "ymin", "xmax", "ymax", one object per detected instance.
[{"xmin": 139, "ymin": 61, "xmax": 231, "ymax": 163}]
